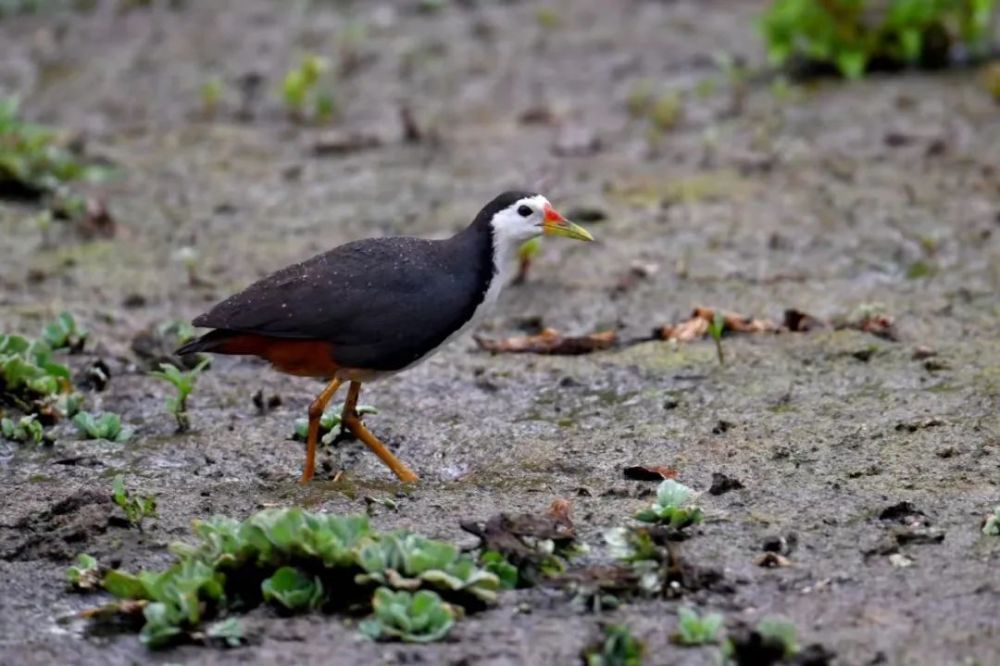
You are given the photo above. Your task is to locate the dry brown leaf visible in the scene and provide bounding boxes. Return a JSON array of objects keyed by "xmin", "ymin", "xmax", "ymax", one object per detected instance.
[
  {"xmin": 623, "ymin": 465, "xmax": 679, "ymax": 481},
  {"xmin": 656, "ymin": 307, "xmax": 779, "ymax": 342},
  {"xmin": 474, "ymin": 327, "xmax": 616, "ymax": 355}
]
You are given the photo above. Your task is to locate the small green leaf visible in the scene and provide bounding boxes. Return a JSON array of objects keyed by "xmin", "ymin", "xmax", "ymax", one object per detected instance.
[{"xmin": 261, "ymin": 566, "xmax": 324, "ymax": 611}]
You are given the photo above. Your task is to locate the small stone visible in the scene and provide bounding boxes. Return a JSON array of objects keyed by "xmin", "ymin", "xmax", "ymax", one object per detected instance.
[
  {"xmin": 708, "ymin": 472, "xmax": 744, "ymax": 495},
  {"xmin": 888, "ymin": 553, "xmax": 913, "ymax": 568}
]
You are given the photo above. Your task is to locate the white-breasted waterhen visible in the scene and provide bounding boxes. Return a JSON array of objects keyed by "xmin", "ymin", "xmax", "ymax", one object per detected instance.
[{"xmin": 177, "ymin": 191, "xmax": 594, "ymax": 483}]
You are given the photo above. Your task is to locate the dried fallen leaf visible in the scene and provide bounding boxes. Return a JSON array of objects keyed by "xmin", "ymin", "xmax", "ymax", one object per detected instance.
[
  {"xmin": 623, "ymin": 465, "xmax": 679, "ymax": 481},
  {"xmin": 754, "ymin": 552, "xmax": 792, "ymax": 568},
  {"xmin": 655, "ymin": 307, "xmax": 779, "ymax": 342},
  {"xmin": 784, "ymin": 308, "xmax": 827, "ymax": 332},
  {"xmin": 474, "ymin": 328, "xmax": 616, "ymax": 355},
  {"xmin": 846, "ymin": 313, "xmax": 898, "ymax": 341}
]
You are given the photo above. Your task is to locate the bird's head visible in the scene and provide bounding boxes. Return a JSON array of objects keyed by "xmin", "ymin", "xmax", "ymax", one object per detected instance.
[{"xmin": 484, "ymin": 191, "xmax": 594, "ymax": 246}]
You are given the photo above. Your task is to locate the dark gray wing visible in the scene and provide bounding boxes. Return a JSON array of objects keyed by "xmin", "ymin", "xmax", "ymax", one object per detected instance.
[{"xmin": 192, "ymin": 234, "xmax": 492, "ymax": 370}]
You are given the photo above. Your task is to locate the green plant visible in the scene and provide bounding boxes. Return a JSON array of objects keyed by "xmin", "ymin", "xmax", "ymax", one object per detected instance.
[
  {"xmin": 359, "ymin": 588, "xmax": 455, "ymax": 643},
  {"xmin": 708, "ymin": 310, "xmax": 725, "ymax": 365},
  {"xmin": 67, "ymin": 553, "xmax": 101, "ymax": 591},
  {"xmin": 756, "ymin": 617, "xmax": 799, "ymax": 657},
  {"xmin": 673, "ymin": 606, "xmax": 724, "ymax": 646},
  {"xmin": 535, "ymin": 6, "xmax": 560, "ymax": 29},
  {"xmin": 0, "ymin": 97, "xmax": 110, "ymax": 196},
  {"xmin": 480, "ymin": 550, "xmax": 518, "ymax": 589},
  {"xmin": 199, "ymin": 77, "xmax": 223, "ymax": 116},
  {"xmin": 281, "ymin": 55, "xmax": 336, "ymax": 122},
  {"xmin": 149, "ymin": 358, "xmax": 210, "ymax": 432},
  {"xmin": 42, "ymin": 312, "xmax": 87, "ymax": 351},
  {"xmin": 73, "ymin": 411, "xmax": 133, "ymax": 442},
  {"xmin": 0, "ymin": 332, "xmax": 71, "ymax": 402},
  {"xmin": 293, "ymin": 402, "xmax": 376, "ymax": 445},
  {"xmin": 634, "ymin": 479, "xmax": 704, "ymax": 531},
  {"xmin": 760, "ymin": 0, "xmax": 998, "ymax": 79},
  {"xmin": 112, "ymin": 474, "xmax": 157, "ymax": 529},
  {"xmin": 204, "ymin": 617, "xmax": 245, "ymax": 647},
  {"xmin": 262, "ymin": 566, "xmax": 325, "ymax": 611},
  {"xmin": 983, "ymin": 507, "xmax": 1000, "ymax": 536},
  {"xmin": 584, "ymin": 624, "xmax": 645, "ymax": 666},
  {"xmin": 649, "ymin": 93, "xmax": 682, "ymax": 131},
  {"xmin": 356, "ymin": 531, "xmax": 501, "ymax": 604},
  {"xmin": 1, "ymin": 414, "xmax": 45, "ymax": 444},
  {"xmin": 88, "ymin": 507, "xmax": 498, "ymax": 648},
  {"xmin": 626, "ymin": 80, "xmax": 654, "ymax": 118}
]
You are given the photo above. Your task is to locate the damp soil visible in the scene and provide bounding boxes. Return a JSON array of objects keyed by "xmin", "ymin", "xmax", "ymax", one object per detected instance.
[{"xmin": 1, "ymin": 1, "xmax": 998, "ymax": 665}]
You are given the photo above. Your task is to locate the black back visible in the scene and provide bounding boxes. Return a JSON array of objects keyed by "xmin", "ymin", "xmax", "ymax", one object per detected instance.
[{"xmin": 191, "ymin": 191, "xmax": 535, "ymax": 371}]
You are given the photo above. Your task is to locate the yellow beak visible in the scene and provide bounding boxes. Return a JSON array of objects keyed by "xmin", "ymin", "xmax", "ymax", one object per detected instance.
[{"xmin": 542, "ymin": 204, "xmax": 594, "ymax": 242}]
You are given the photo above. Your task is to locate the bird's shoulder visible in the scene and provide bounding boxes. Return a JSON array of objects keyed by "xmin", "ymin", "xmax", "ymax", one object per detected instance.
[{"xmin": 191, "ymin": 234, "xmax": 453, "ymax": 331}]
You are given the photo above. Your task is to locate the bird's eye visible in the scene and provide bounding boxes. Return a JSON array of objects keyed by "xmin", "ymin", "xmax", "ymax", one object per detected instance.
[{"xmin": 517, "ymin": 205, "xmax": 532, "ymax": 217}]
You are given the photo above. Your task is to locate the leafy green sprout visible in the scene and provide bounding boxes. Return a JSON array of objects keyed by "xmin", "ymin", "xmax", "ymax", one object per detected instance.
[
  {"xmin": 262, "ymin": 566, "xmax": 324, "ymax": 612},
  {"xmin": 359, "ymin": 588, "xmax": 455, "ymax": 643},
  {"xmin": 584, "ymin": 624, "xmax": 645, "ymax": 666},
  {"xmin": 755, "ymin": 617, "xmax": 799, "ymax": 657},
  {"xmin": 708, "ymin": 310, "xmax": 725, "ymax": 365},
  {"xmin": 480, "ymin": 550, "xmax": 518, "ymax": 589},
  {"xmin": 535, "ymin": 6, "xmax": 560, "ymax": 29},
  {"xmin": 673, "ymin": 606, "xmax": 724, "ymax": 646},
  {"xmin": 281, "ymin": 55, "xmax": 336, "ymax": 122},
  {"xmin": 67, "ymin": 553, "xmax": 101, "ymax": 591},
  {"xmin": 634, "ymin": 479, "xmax": 704, "ymax": 531},
  {"xmin": 73, "ymin": 410, "xmax": 134, "ymax": 443},
  {"xmin": 983, "ymin": 507, "xmax": 1000, "ymax": 536},
  {"xmin": 649, "ymin": 92, "xmax": 682, "ymax": 131},
  {"xmin": 112, "ymin": 474, "xmax": 157, "ymax": 529},
  {"xmin": 199, "ymin": 76, "xmax": 223, "ymax": 116},
  {"xmin": 1, "ymin": 414, "xmax": 46, "ymax": 444},
  {"xmin": 293, "ymin": 403, "xmax": 377, "ymax": 445},
  {"xmin": 42, "ymin": 311, "xmax": 87, "ymax": 351},
  {"xmin": 204, "ymin": 617, "xmax": 245, "ymax": 648},
  {"xmin": 149, "ymin": 358, "xmax": 210, "ymax": 432}
]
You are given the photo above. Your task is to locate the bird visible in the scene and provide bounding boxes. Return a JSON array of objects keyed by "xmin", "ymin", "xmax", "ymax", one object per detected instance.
[{"xmin": 177, "ymin": 191, "xmax": 594, "ymax": 484}]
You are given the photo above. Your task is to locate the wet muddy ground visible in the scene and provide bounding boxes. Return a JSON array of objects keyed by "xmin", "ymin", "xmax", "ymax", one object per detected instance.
[{"xmin": 1, "ymin": 1, "xmax": 998, "ymax": 664}]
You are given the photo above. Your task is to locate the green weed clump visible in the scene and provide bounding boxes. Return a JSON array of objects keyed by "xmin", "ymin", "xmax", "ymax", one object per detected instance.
[
  {"xmin": 0, "ymin": 98, "xmax": 109, "ymax": 198},
  {"xmin": 292, "ymin": 402, "xmax": 376, "ymax": 445},
  {"xmin": 84, "ymin": 507, "xmax": 501, "ymax": 648},
  {"xmin": 0, "ymin": 331, "xmax": 71, "ymax": 403},
  {"xmin": 983, "ymin": 507, "xmax": 1000, "ymax": 536},
  {"xmin": 42, "ymin": 311, "xmax": 87, "ymax": 351},
  {"xmin": 112, "ymin": 475, "xmax": 157, "ymax": 529},
  {"xmin": 634, "ymin": 479, "xmax": 704, "ymax": 531},
  {"xmin": 760, "ymin": 0, "xmax": 998, "ymax": 79},
  {"xmin": 583, "ymin": 624, "xmax": 645, "ymax": 666},
  {"xmin": 281, "ymin": 55, "xmax": 337, "ymax": 123},
  {"xmin": 73, "ymin": 411, "xmax": 133, "ymax": 443},
  {"xmin": 67, "ymin": 553, "xmax": 102, "ymax": 591},
  {"xmin": 0, "ymin": 414, "xmax": 46, "ymax": 444},
  {"xmin": 673, "ymin": 606, "xmax": 724, "ymax": 646},
  {"xmin": 359, "ymin": 588, "xmax": 455, "ymax": 643}
]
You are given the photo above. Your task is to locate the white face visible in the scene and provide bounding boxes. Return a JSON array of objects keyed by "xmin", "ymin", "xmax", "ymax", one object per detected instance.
[{"xmin": 489, "ymin": 194, "xmax": 551, "ymax": 246}]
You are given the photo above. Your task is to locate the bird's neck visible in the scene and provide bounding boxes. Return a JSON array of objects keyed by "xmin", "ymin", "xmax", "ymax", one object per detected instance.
[{"xmin": 451, "ymin": 219, "xmax": 522, "ymax": 288}]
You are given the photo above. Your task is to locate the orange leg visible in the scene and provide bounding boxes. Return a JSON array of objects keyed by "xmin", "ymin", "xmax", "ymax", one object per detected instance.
[
  {"xmin": 341, "ymin": 381, "xmax": 419, "ymax": 483},
  {"xmin": 299, "ymin": 377, "xmax": 344, "ymax": 484}
]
